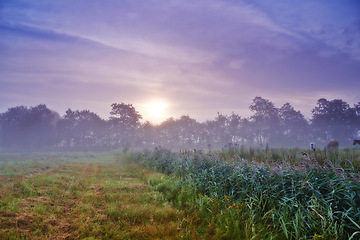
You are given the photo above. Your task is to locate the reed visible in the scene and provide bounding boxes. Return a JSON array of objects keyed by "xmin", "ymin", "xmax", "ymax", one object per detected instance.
[{"xmin": 132, "ymin": 146, "xmax": 360, "ymax": 239}]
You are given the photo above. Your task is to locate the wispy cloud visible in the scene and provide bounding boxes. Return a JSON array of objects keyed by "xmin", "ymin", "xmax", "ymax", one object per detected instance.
[
  {"xmin": 252, "ymin": 0, "xmax": 360, "ymax": 61},
  {"xmin": 1, "ymin": 0, "xmax": 359, "ymax": 122}
]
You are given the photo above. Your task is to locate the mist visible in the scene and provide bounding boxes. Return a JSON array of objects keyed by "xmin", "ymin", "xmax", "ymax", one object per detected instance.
[{"xmin": 0, "ymin": 96, "xmax": 359, "ymax": 152}]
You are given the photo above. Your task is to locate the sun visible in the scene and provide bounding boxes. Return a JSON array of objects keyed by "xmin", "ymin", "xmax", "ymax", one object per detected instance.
[{"xmin": 146, "ymin": 101, "xmax": 168, "ymax": 122}]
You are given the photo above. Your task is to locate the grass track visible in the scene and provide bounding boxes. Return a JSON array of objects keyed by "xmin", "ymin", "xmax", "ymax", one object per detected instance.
[{"xmin": 0, "ymin": 154, "xmax": 199, "ymax": 239}]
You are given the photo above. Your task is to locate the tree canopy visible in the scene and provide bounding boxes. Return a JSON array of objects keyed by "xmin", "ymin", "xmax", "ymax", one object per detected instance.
[{"xmin": 0, "ymin": 98, "xmax": 359, "ymax": 151}]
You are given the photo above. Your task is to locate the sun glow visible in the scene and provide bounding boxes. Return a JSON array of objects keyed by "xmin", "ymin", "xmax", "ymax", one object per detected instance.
[{"xmin": 145, "ymin": 101, "xmax": 168, "ymax": 123}]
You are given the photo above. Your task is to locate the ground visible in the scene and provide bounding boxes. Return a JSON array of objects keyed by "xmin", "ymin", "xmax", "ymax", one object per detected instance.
[{"xmin": 0, "ymin": 154, "xmax": 199, "ymax": 239}]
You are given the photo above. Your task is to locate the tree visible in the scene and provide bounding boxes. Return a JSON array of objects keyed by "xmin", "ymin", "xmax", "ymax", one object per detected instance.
[
  {"xmin": 354, "ymin": 102, "xmax": 360, "ymax": 139},
  {"xmin": 238, "ymin": 118, "xmax": 255, "ymax": 146},
  {"xmin": 27, "ymin": 104, "xmax": 60, "ymax": 149},
  {"xmin": 249, "ymin": 97, "xmax": 281, "ymax": 146},
  {"xmin": 279, "ymin": 103, "xmax": 309, "ymax": 147},
  {"xmin": 0, "ymin": 106, "xmax": 31, "ymax": 149},
  {"xmin": 157, "ymin": 117, "xmax": 178, "ymax": 148},
  {"xmin": 176, "ymin": 115, "xmax": 199, "ymax": 147},
  {"xmin": 139, "ymin": 121, "xmax": 157, "ymax": 148},
  {"xmin": 227, "ymin": 112, "xmax": 242, "ymax": 144},
  {"xmin": 204, "ymin": 113, "xmax": 229, "ymax": 148},
  {"xmin": 157, "ymin": 115, "xmax": 199, "ymax": 149},
  {"xmin": 311, "ymin": 98, "xmax": 357, "ymax": 145},
  {"xmin": 109, "ymin": 103, "xmax": 142, "ymax": 147},
  {"xmin": 57, "ymin": 109, "xmax": 105, "ymax": 150},
  {"xmin": 0, "ymin": 105, "xmax": 60, "ymax": 150}
]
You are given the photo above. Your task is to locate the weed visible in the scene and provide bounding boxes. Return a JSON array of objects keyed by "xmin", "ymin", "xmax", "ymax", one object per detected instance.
[{"xmin": 131, "ymin": 146, "xmax": 360, "ymax": 239}]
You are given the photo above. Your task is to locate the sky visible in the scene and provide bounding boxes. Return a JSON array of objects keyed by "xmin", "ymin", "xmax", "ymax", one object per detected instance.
[{"xmin": 1, "ymin": 0, "xmax": 360, "ymax": 124}]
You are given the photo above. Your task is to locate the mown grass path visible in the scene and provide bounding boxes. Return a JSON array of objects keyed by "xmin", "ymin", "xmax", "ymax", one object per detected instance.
[{"xmin": 0, "ymin": 156, "xmax": 198, "ymax": 239}]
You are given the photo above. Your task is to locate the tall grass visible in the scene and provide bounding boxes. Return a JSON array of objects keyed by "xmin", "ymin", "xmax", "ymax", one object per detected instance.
[{"xmin": 131, "ymin": 146, "xmax": 360, "ymax": 239}]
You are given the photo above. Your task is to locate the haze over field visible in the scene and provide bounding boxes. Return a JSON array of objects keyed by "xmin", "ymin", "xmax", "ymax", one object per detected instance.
[{"xmin": 1, "ymin": 0, "xmax": 360, "ymax": 123}]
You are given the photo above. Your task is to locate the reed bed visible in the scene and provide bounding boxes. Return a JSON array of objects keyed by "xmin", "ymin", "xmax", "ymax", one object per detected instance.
[{"xmin": 130, "ymin": 146, "xmax": 360, "ymax": 239}]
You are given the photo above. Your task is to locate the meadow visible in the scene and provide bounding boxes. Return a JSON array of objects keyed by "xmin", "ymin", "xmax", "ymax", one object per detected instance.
[
  {"xmin": 0, "ymin": 152, "xmax": 199, "ymax": 239},
  {"xmin": 0, "ymin": 146, "xmax": 359, "ymax": 239}
]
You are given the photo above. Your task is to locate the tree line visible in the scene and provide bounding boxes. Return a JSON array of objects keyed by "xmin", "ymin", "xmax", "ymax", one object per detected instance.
[{"xmin": 0, "ymin": 97, "xmax": 359, "ymax": 151}]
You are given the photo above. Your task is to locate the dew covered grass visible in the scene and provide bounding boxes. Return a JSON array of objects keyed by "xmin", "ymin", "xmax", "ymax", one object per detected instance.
[
  {"xmin": 131, "ymin": 146, "xmax": 360, "ymax": 239},
  {"xmin": 1, "ymin": 147, "xmax": 359, "ymax": 239}
]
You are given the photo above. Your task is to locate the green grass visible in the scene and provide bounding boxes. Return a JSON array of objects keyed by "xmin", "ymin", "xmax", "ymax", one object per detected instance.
[
  {"xmin": 0, "ymin": 152, "xmax": 201, "ymax": 239},
  {"xmin": 131, "ymin": 146, "xmax": 360, "ymax": 239},
  {"xmin": 1, "ymin": 147, "xmax": 359, "ymax": 239}
]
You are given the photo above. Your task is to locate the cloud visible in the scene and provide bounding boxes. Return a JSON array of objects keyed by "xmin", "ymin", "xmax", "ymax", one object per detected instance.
[
  {"xmin": 1, "ymin": 0, "xmax": 360, "ymax": 122},
  {"xmin": 250, "ymin": 0, "xmax": 360, "ymax": 61}
]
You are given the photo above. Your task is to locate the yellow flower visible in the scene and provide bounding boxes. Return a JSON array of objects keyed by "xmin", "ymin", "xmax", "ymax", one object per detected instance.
[
  {"xmin": 229, "ymin": 204, "xmax": 236, "ymax": 209},
  {"xmin": 238, "ymin": 202, "xmax": 246, "ymax": 210},
  {"xmin": 313, "ymin": 234, "xmax": 324, "ymax": 239}
]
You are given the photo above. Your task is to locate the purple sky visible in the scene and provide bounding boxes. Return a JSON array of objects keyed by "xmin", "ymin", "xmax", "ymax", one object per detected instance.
[{"xmin": 1, "ymin": 0, "xmax": 360, "ymax": 123}]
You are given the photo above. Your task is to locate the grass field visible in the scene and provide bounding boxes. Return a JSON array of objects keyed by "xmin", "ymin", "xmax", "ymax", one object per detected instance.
[
  {"xmin": 0, "ymin": 152, "xmax": 200, "ymax": 239},
  {"xmin": 131, "ymin": 146, "xmax": 360, "ymax": 240},
  {"xmin": 1, "ymin": 147, "xmax": 360, "ymax": 239}
]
